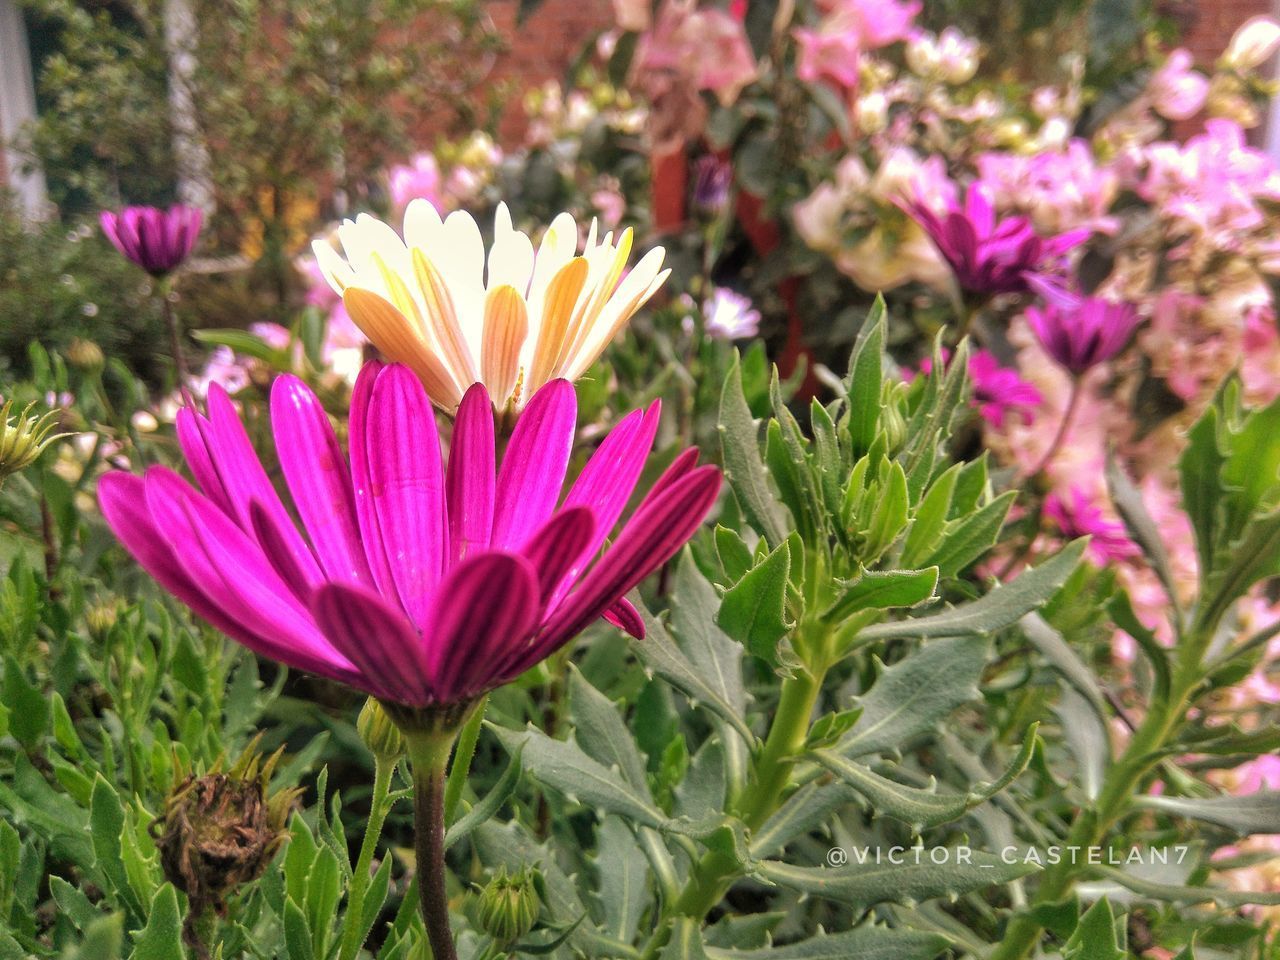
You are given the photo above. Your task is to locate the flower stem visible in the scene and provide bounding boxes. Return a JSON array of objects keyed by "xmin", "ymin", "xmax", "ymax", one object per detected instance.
[
  {"xmin": 337, "ymin": 755, "xmax": 396, "ymax": 960},
  {"xmin": 406, "ymin": 731, "xmax": 461, "ymax": 960},
  {"xmin": 1028, "ymin": 376, "xmax": 1081, "ymax": 479},
  {"xmin": 159, "ymin": 277, "xmax": 189, "ymax": 387},
  {"xmin": 443, "ymin": 694, "xmax": 486, "ymax": 824}
]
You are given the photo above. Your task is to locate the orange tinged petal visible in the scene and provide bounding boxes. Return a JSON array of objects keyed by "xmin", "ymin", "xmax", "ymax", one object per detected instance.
[
  {"xmin": 411, "ymin": 247, "xmax": 479, "ymax": 385},
  {"xmin": 481, "ymin": 285, "xmax": 529, "ymax": 409},
  {"xmin": 344, "ymin": 288, "xmax": 461, "ymax": 408},
  {"xmin": 528, "ymin": 257, "xmax": 589, "ymax": 391}
]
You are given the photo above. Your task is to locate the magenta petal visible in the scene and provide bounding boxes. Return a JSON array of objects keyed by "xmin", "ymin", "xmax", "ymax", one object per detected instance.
[
  {"xmin": 270, "ymin": 375, "xmax": 372, "ymax": 585},
  {"xmin": 311, "ymin": 582, "xmax": 432, "ymax": 705},
  {"xmin": 364, "ymin": 364, "xmax": 448, "ymax": 626},
  {"xmin": 249, "ymin": 501, "xmax": 325, "ymax": 598},
  {"xmin": 520, "ymin": 506, "xmax": 597, "ymax": 603},
  {"xmin": 175, "ymin": 407, "xmax": 231, "ymax": 513},
  {"xmin": 349, "ymin": 361, "xmax": 398, "ymax": 598},
  {"xmin": 562, "ymin": 402, "xmax": 660, "ymax": 548},
  {"xmin": 646, "ymin": 445, "xmax": 701, "ymax": 501},
  {"xmin": 446, "ymin": 382, "xmax": 496, "ymax": 566},
  {"xmin": 603, "ymin": 598, "xmax": 645, "ymax": 639},
  {"xmin": 514, "ymin": 465, "xmax": 720, "ymax": 678},
  {"xmin": 425, "ymin": 552, "xmax": 540, "ymax": 703},
  {"xmin": 491, "ymin": 379, "xmax": 576, "ymax": 551},
  {"xmin": 140, "ymin": 469, "xmax": 357, "ymax": 680}
]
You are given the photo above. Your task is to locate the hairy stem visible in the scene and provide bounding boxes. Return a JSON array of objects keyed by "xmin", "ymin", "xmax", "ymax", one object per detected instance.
[
  {"xmin": 1028, "ymin": 377, "xmax": 1081, "ymax": 479},
  {"xmin": 337, "ymin": 755, "xmax": 396, "ymax": 960},
  {"xmin": 407, "ymin": 732, "xmax": 461, "ymax": 960}
]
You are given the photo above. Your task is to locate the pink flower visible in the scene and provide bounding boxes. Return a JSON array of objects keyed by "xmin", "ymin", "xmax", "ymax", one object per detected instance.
[
  {"xmin": 976, "ymin": 143, "xmax": 1120, "ymax": 236},
  {"xmin": 678, "ymin": 9, "xmax": 757, "ymax": 106},
  {"xmin": 1148, "ymin": 49, "xmax": 1208, "ymax": 121},
  {"xmin": 99, "ymin": 365, "xmax": 720, "ymax": 709},
  {"xmin": 100, "ymin": 205, "xmax": 203, "ymax": 277},
  {"xmin": 795, "ymin": 0, "xmax": 918, "ymax": 89},
  {"xmin": 969, "ymin": 350, "xmax": 1041, "ymax": 427},
  {"xmin": 1044, "ymin": 487, "xmax": 1140, "ymax": 565},
  {"xmin": 1026, "ymin": 296, "xmax": 1141, "ymax": 376},
  {"xmin": 795, "ymin": 27, "xmax": 862, "ymax": 88},
  {"xmin": 389, "ymin": 154, "xmax": 442, "ymax": 212}
]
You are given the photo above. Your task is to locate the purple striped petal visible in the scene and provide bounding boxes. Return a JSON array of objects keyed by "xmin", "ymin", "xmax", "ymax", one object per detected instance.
[
  {"xmin": 646, "ymin": 445, "xmax": 701, "ymax": 501},
  {"xmin": 311, "ymin": 583, "xmax": 432, "ymax": 705},
  {"xmin": 249, "ymin": 501, "xmax": 326, "ymax": 597},
  {"xmin": 364, "ymin": 363, "xmax": 448, "ymax": 627},
  {"xmin": 425, "ymin": 552, "xmax": 539, "ymax": 702},
  {"xmin": 603, "ymin": 598, "xmax": 644, "ymax": 639},
  {"xmin": 270, "ymin": 375, "xmax": 372, "ymax": 585},
  {"xmin": 520, "ymin": 506, "xmax": 597, "ymax": 604},
  {"xmin": 446, "ymin": 382, "xmax": 496, "ymax": 565},
  {"xmin": 348, "ymin": 361, "xmax": 398, "ymax": 598},
  {"xmin": 509, "ymin": 465, "xmax": 720, "ymax": 679},
  {"xmin": 491, "ymin": 379, "xmax": 576, "ymax": 551},
  {"xmin": 175, "ymin": 407, "xmax": 231, "ymax": 514}
]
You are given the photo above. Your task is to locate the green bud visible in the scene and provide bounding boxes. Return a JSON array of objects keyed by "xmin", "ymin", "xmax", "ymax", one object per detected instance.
[
  {"xmin": 0, "ymin": 400, "xmax": 66, "ymax": 486},
  {"xmin": 881, "ymin": 383, "xmax": 908, "ymax": 456},
  {"xmin": 475, "ymin": 865, "xmax": 541, "ymax": 943},
  {"xmin": 358, "ymin": 698, "xmax": 404, "ymax": 760},
  {"xmin": 66, "ymin": 338, "xmax": 105, "ymax": 373}
]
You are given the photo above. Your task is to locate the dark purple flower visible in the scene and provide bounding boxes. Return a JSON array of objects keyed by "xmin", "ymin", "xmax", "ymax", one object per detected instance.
[
  {"xmin": 905, "ymin": 182, "xmax": 1088, "ymax": 296},
  {"xmin": 692, "ymin": 155, "xmax": 732, "ymax": 211},
  {"xmin": 100, "ymin": 205, "xmax": 203, "ymax": 277},
  {"xmin": 1026, "ymin": 296, "xmax": 1141, "ymax": 375}
]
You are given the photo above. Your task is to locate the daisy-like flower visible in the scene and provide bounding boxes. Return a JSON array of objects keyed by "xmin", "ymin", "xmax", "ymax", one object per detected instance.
[
  {"xmin": 98, "ymin": 361, "xmax": 718, "ymax": 715},
  {"xmin": 1026, "ymin": 296, "xmax": 1141, "ymax": 376},
  {"xmin": 100, "ymin": 205, "xmax": 203, "ymax": 277},
  {"xmin": 313, "ymin": 202, "xmax": 670, "ymax": 414},
  {"xmin": 1044, "ymin": 487, "xmax": 1139, "ymax": 565}
]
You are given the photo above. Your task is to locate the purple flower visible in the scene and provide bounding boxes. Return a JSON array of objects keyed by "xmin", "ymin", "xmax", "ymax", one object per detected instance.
[
  {"xmin": 703, "ymin": 286, "xmax": 761, "ymax": 340},
  {"xmin": 98, "ymin": 363, "xmax": 720, "ymax": 711},
  {"xmin": 1026, "ymin": 296, "xmax": 1141, "ymax": 375},
  {"xmin": 905, "ymin": 182, "xmax": 1088, "ymax": 296},
  {"xmin": 968, "ymin": 350, "xmax": 1041, "ymax": 427},
  {"xmin": 692, "ymin": 155, "xmax": 732, "ymax": 210},
  {"xmin": 100, "ymin": 205, "xmax": 203, "ymax": 277},
  {"xmin": 1044, "ymin": 487, "xmax": 1139, "ymax": 565}
]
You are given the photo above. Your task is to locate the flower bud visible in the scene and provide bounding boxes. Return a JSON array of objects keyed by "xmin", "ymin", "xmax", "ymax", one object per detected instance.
[
  {"xmin": 476, "ymin": 865, "xmax": 541, "ymax": 943},
  {"xmin": 85, "ymin": 600, "xmax": 120, "ymax": 640},
  {"xmin": 0, "ymin": 401, "xmax": 66, "ymax": 486},
  {"xmin": 1223, "ymin": 17, "xmax": 1280, "ymax": 71},
  {"xmin": 855, "ymin": 91, "xmax": 889, "ymax": 134},
  {"xmin": 357, "ymin": 698, "xmax": 404, "ymax": 760},
  {"xmin": 66, "ymin": 338, "xmax": 105, "ymax": 373}
]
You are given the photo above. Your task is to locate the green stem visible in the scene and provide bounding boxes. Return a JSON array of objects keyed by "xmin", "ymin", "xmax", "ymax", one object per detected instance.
[
  {"xmin": 444, "ymin": 695, "xmax": 487, "ymax": 824},
  {"xmin": 158, "ymin": 277, "xmax": 189, "ymax": 388},
  {"xmin": 406, "ymin": 731, "xmax": 462, "ymax": 960},
  {"xmin": 337, "ymin": 755, "xmax": 396, "ymax": 960}
]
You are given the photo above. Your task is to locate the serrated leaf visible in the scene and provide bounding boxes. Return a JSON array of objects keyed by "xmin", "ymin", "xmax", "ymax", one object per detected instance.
[
  {"xmin": 1063, "ymin": 897, "xmax": 1125, "ymax": 960},
  {"xmin": 1020, "ymin": 613, "xmax": 1107, "ymax": 718},
  {"xmin": 813, "ymin": 723, "xmax": 1037, "ymax": 829},
  {"xmin": 705, "ymin": 924, "xmax": 949, "ymax": 960},
  {"xmin": 91, "ymin": 776, "xmax": 144, "ymax": 920},
  {"xmin": 1139, "ymin": 791, "xmax": 1280, "ymax": 835},
  {"xmin": 857, "ymin": 541, "xmax": 1086, "ymax": 643},
  {"xmin": 760, "ymin": 849, "xmax": 1037, "ymax": 910},
  {"xmin": 750, "ymin": 779, "xmax": 860, "ymax": 859},
  {"xmin": 925, "ymin": 490, "xmax": 1017, "ymax": 577},
  {"xmin": 1178, "ymin": 405, "xmax": 1223, "ymax": 582},
  {"xmin": 126, "ymin": 884, "xmax": 182, "ymax": 960},
  {"xmin": 715, "ymin": 526, "xmax": 754, "ymax": 583},
  {"xmin": 595, "ymin": 817, "xmax": 650, "ymax": 944},
  {"xmin": 718, "ymin": 541, "xmax": 792, "ymax": 666},
  {"xmin": 1093, "ymin": 865, "xmax": 1280, "ymax": 907},
  {"xmin": 825, "ymin": 568, "xmax": 939, "ymax": 622},
  {"xmin": 671, "ymin": 556, "xmax": 747, "ymax": 715},
  {"xmin": 1106, "ymin": 457, "xmax": 1179, "ymax": 610},
  {"xmin": 569, "ymin": 667, "xmax": 650, "ymax": 796},
  {"xmin": 720, "ymin": 354, "xmax": 788, "ymax": 546},
  {"xmin": 838, "ymin": 635, "xmax": 988, "ymax": 759},
  {"xmin": 844, "ymin": 298, "xmax": 886, "ymax": 456},
  {"xmin": 494, "ymin": 725, "xmax": 669, "ymax": 829},
  {"xmin": 1054, "ymin": 689, "xmax": 1109, "ymax": 801}
]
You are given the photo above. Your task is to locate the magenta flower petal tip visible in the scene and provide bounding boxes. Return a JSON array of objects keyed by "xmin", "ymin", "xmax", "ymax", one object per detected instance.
[
  {"xmin": 1026, "ymin": 296, "xmax": 1141, "ymax": 376},
  {"xmin": 100, "ymin": 204, "xmax": 203, "ymax": 277},
  {"xmin": 99, "ymin": 360, "xmax": 720, "ymax": 712}
]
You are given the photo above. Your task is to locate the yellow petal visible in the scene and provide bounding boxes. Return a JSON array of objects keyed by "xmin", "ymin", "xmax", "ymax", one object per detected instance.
[
  {"xmin": 528, "ymin": 257, "xmax": 589, "ymax": 392},
  {"xmin": 411, "ymin": 247, "xmax": 479, "ymax": 386},
  {"xmin": 343, "ymin": 288, "xmax": 461, "ymax": 408},
  {"xmin": 565, "ymin": 269, "xmax": 669, "ymax": 380},
  {"xmin": 559, "ymin": 228, "xmax": 634, "ymax": 372},
  {"xmin": 481, "ymin": 285, "xmax": 529, "ymax": 409}
]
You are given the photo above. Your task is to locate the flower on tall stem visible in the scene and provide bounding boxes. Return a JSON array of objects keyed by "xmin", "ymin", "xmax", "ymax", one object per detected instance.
[
  {"xmin": 313, "ymin": 202, "xmax": 669, "ymax": 415},
  {"xmin": 100, "ymin": 205, "xmax": 204, "ymax": 384},
  {"xmin": 98, "ymin": 361, "xmax": 719, "ymax": 960},
  {"xmin": 903, "ymin": 182, "xmax": 1089, "ymax": 298},
  {"xmin": 1024, "ymin": 293, "xmax": 1140, "ymax": 476}
]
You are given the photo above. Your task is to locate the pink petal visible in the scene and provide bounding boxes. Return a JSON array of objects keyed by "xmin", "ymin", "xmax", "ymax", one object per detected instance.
[
  {"xmin": 348, "ymin": 361, "xmax": 398, "ymax": 598},
  {"xmin": 491, "ymin": 379, "xmax": 576, "ymax": 551},
  {"xmin": 520, "ymin": 506, "xmax": 597, "ymax": 603},
  {"xmin": 249, "ymin": 501, "xmax": 326, "ymax": 597},
  {"xmin": 425, "ymin": 552, "xmax": 540, "ymax": 702},
  {"xmin": 310, "ymin": 582, "xmax": 432, "ymax": 705},
  {"xmin": 446, "ymin": 382, "xmax": 496, "ymax": 566},
  {"xmin": 363, "ymin": 363, "xmax": 448, "ymax": 626},
  {"xmin": 603, "ymin": 598, "xmax": 645, "ymax": 639},
  {"xmin": 511, "ymin": 465, "xmax": 720, "ymax": 678},
  {"xmin": 270, "ymin": 375, "xmax": 372, "ymax": 585},
  {"xmin": 175, "ymin": 407, "xmax": 231, "ymax": 513}
]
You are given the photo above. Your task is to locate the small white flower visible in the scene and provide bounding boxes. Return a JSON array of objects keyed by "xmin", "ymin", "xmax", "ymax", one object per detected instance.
[{"xmin": 703, "ymin": 287, "xmax": 761, "ymax": 341}]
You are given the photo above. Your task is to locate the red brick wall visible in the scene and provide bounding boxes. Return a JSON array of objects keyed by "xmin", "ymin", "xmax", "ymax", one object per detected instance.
[{"xmin": 1179, "ymin": 0, "xmax": 1275, "ymax": 64}]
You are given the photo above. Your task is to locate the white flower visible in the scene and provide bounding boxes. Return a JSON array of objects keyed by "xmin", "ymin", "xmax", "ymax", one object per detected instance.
[
  {"xmin": 1223, "ymin": 16, "xmax": 1280, "ymax": 71},
  {"xmin": 313, "ymin": 201, "xmax": 669, "ymax": 411},
  {"xmin": 703, "ymin": 287, "xmax": 761, "ymax": 340}
]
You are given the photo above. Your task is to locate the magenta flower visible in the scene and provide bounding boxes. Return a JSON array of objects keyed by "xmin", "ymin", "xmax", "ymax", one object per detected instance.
[
  {"xmin": 1044, "ymin": 487, "xmax": 1139, "ymax": 565},
  {"xmin": 905, "ymin": 182, "xmax": 1088, "ymax": 296},
  {"xmin": 98, "ymin": 362, "xmax": 720, "ymax": 710},
  {"xmin": 1026, "ymin": 296, "xmax": 1141, "ymax": 376},
  {"xmin": 969, "ymin": 350, "xmax": 1041, "ymax": 427},
  {"xmin": 100, "ymin": 205, "xmax": 203, "ymax": 277}
]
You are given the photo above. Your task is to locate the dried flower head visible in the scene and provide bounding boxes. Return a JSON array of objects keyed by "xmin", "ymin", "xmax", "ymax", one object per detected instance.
[{"xmin": 0, "ymin": 400, "xmax": 67, "ymax": 487}]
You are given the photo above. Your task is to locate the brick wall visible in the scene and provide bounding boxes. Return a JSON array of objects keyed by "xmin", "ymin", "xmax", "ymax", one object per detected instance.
[{"xmin": 1178, "ymin": 0, "xmax": 1276, "ymax": 64}]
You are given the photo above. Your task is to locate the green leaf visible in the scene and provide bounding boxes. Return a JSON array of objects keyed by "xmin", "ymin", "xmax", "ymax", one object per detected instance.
[
  {"xmin": 1106, "ymin": 592, "xmax": 1171, "ymax": 702},
  {"xmin": 65, "ymin": 913, "xmax": 124, "ymax": 960},
  {"xmin": 844, "ymin": 298, "xmax": 886, "ymax": 456},
  {"xmin": 1054, "ymin": 689, "xmax": 1109, "ymax": 801},
  {"xmin": 901, "ymin": 464, "xmax": 960, "ymax": 567},
  {"xmin": 671, "ymin": 556, "xmax": 748, "ymax": 716},
  {"xmin": 1178, "ymin": 404, "xmax": 1224, "ymax": 579},
  {"xmin": 925, "ymin": 490, "xmax": 1017, "ymax": 578},
  {"xmin": 2, "ymin": 655, "xmax": 48, "ymax": 750},
  {"xmin": 91, "ymin": 775, "xmax": 144, "ymax": 920},
  {"xmin": 126, "ymin": 884, "xmax": 183, "ymax": 960},
  {"xmin": 719, "ymin": 354, "xmax": 788, "ymax": 546},
  {"xmin": 1062, "ymin": 897, "xmax": 1125, "ymax": 960},
  {"xmin": 661, "ymin": 917, "xmax": 710, "ymax": 960},
  {"xmin": 718, "ymin": 541, "xmax": 792, "ymax": 666},
  {"xmin": 569, "ymin": 666, "xmax": 651, "ymax": 795},
  {"xmin": 837, "ymin": 635, "xmax": 988, "ymax": 759},
  {"xmin": 812, "ymin": 723, "xmax": 1037, "ymax": 830},
  {"xmin": 191, "ymin": 328, "xmax": 288, "ymax": 366},
  {"xmin": 715, "ymin": 526, "xmax": 754, "ymax": 583},
  {"xmin": 1106, "ymin": 457, "xmax": 1180, "ymax": 610},
  {"xmin": 1020, "ymin": 613, "xmax": 1107, "ymax": 719},
  {"xmin": 750, "ymin": 780, "xmax": 860, "ymax": 859},
  {"xmin": 705, "ymin": 924, "xmax": 949, "ymax": 960},
  {"xmin": 857, "ymin": 541, "xmax": 1086, "ymax": 643},
  {"xmin": 633, "ymin": 595, "xmax": 756, "ymax": 745},
  {"xmin": 1094, "ymin": 865, "xmax": 1280, "ymax": 907},
  {"xmin": 1139, "ymin": 791, "xmax": 1280, "ymax": 835},
  {"xmin": 283, "ymin": 895, "xmax": 316, "ymax": 960},
  {"xmin": 594, "ymin": 817, "xmax": 650, "ymax": 945},
  {"xmin": 494, "ymin": 725, "xmax": 669, "ymax": 829},
  {"xmin": 825, "ymin": 568, "xmax": 939, "ymax": 622},
  {"xmin": 760, "ymin": 849, "xmax": 1037, "ymax": 910},
  {"xmin": 862, "ymin": 462, "xmax": 909, "ymax": 560}
]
